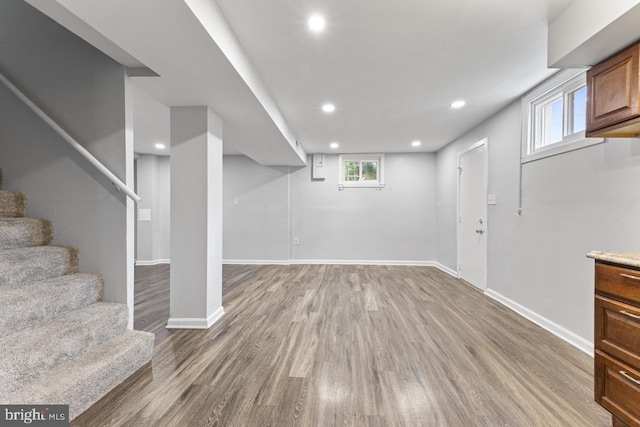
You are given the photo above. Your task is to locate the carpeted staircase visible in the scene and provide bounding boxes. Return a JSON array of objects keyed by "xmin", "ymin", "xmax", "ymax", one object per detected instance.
[{"xmin": 0, "ymin": 168, "xmax": 154, "ymax": 420}]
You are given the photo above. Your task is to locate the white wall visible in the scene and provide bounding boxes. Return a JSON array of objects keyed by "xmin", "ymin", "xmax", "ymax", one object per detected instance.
[
  {"xmin": 0, "ymin": 0, "xmax": 131, "ymax": 304},
  {"xmin": 132, "ymin": 81, "xmax": 171, "ymax": 264},
  {"xmin": 132, "ymin": 82, "xmax": 171, "ymax": 155},
  {"xmin": 291, "ymin": 153, "xmax": 437, "ymax": 262},
  {"xmin": 223, "ymin": 155, "xmax": 290, "ymax": 261},
  {"xmin": 223, "ymin": 153, "xmax": 438, "ymax": 263},
  {"xmin": 436, "ymin": 100, "xmax": 640, "ymax": 345},
  {"xmin": 135, "ymin": 154, "xmax": 170, "ymax": 263}
]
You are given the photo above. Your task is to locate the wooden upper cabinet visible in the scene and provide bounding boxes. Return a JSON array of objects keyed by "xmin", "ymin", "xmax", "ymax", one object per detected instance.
[{"xmin": 586, "ymin": 43, "xmax": 640, "ymax": 137}]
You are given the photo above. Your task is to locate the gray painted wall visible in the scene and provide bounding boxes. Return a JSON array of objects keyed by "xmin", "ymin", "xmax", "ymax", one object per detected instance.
[
  {"xmin": 223, "ymin": 153, "xmax": 438, "ymax": 262},
  {"xmin": 291, "ymin": 153, "xmax": 437, "ymax": 261},
  {"xmin": 132, "ymin": 82, "xmax": 170, "ymax": 263},
  {"xmin": 223, "ymin": 155, "xmax": 290, "ymax": 261},
  {"xmin": 135, "ymin": 154, "xmax": 170, "ymax": 262},
  {"xmin": 0, "ymin": 0, "xmax": 131, "ymax": 304},
  {"xmin": 132, "ymin": 82, "xmax": 171, "ymax": 156},
  {"xmin": 436, "ymin": 100, "xmax": 640, "ymax": 342}
]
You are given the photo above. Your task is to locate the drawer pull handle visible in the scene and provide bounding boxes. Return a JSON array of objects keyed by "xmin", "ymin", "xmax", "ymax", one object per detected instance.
[
  {"xmin": 621, "ymin": 310, "xmax": 640, "ymax": 320},
  {"xmin": 619, "ymin": 371, "xmax": 640, "ymax": 386},
  {"xmin": 621, "ymin": 273, "xmax": 640, "ymax": 281}
]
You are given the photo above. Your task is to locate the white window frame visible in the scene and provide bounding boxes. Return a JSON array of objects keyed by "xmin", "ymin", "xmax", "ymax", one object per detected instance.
[
  {"xmin": 521, "ymin": 69, "xmax": 603, "ymax": 163},
  {"xmin": 338, "ymin": 153, "xmax": 385, "ymax": 188}
]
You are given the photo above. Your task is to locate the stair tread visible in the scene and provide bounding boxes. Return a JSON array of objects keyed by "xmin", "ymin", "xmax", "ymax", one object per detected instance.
[
  {"xmin": 1, "ymin": 330, "xmax": 154, "ymax": 420},
  {"xmin": 0, "ymin": 245, "xmax": 78, "ymax": 289},
  {"xmin": 0, "ymin": 190, "xmax": 27, "ymax": 218},
  {"xmin": 0, "ymin": 169, "xmax": 154, "ymax": 421},
  {"xmin": 0, "ymin": 273, "xmax": 103, "ymax": 339},
  {"xmin": 0, "ymin": 302, "xmax": 128, "ymax": 395},
  {"xmin": 0, "ymin": 217, "xmax": 53, "ymax": 249}
]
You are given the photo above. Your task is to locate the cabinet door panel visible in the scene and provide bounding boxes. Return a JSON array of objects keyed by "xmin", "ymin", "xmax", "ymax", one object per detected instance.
[{"xmin": 587, "ymin": 44, "xmax": 640, "ymax": 134}]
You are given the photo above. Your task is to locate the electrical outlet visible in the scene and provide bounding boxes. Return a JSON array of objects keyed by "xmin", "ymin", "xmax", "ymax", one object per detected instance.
[{"xmin": 293, "ymin": 237, "xmax": 299, "ymax": 245}]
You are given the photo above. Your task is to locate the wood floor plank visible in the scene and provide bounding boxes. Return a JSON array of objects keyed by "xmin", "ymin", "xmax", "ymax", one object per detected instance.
[{"xmin": 72, "ymin": 264, "xmax": 611, "ymax": 426}]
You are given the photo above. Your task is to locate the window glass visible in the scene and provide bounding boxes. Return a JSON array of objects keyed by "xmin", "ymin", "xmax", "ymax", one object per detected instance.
[
  {"xmin": 344, "ymin": 161, "xmax": 360, "ymax": 181},
  {"xmin": 538, "ymin": 97, "xmax": 563, "ymax": 148},
  {"xmin": 571, "ymin": 86, "xmax": 587, "ymax": 134},
  {"xmin": 361, "ymin": 161, "xmax": 378, "ymax": 181}
]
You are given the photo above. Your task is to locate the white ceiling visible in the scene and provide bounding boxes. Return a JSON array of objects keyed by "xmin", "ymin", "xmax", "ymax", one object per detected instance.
[
  {"xmin": 26, "ymin": 0, "xmax": 578, "ymax": 161},
  {"xmin": 25, "ymin": 0, "xmax": 307, "ymax": 165},
  {"xmin": 215, "ymin": 0, "xmax": 575, "ymax": 153}
]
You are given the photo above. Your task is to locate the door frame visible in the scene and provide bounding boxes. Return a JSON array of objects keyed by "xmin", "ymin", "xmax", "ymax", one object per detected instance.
[{"xmin": 456, "ymin": 137, "xmax": 489, "ymax": 288}]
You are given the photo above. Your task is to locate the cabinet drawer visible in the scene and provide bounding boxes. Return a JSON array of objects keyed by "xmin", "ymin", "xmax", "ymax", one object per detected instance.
[
  {"xmin": 595, "ymin": 351, "xmax": 640, "ymax": 427},
  {"xmin": 596, "ymin": 295, "xmax": 640, "ymax": 371},
  {"xmin": 596, "ymin": 263, "xmax": 640, "ymax": 304}
]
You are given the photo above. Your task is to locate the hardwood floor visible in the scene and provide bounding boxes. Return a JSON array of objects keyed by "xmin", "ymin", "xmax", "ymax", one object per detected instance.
[
  {"xmin": 133, "ymin": 264, "xmax": 170, "ymax": 343},
  {"xmin": 73, "ymin": 264, "xmax": 610, "ymax": 426}
]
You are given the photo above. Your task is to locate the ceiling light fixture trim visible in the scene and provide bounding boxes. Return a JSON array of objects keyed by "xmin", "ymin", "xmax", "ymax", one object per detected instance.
[
  {"xmin": 308, "ymin": 14, "xmax": 326, "ymax": 33},
  {"xmin": 322, "ymin": 103, "xmax": 336, "ymax": 113}
]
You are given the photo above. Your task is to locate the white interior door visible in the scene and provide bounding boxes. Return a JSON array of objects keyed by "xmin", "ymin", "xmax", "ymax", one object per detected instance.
[{"xmin": 457, "ymin": 139, "xmax": 488, "ymax": 290}]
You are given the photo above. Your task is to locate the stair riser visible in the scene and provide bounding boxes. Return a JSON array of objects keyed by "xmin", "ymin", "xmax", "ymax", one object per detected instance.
[
  {"xmin": 0, "ymin": 273, "xmax": 104, "ymax": 339},
  {"xmin": 0, "ymin": 191, "xmax": 28, "ymax": 218},
  {"xmin": 0, "ymin": 303, "xmax": 129, "ymax": 395},
  {"xmin": 0, "ymin": 246, "xmax": 78, "ymax": 289},
  {"xmin": 0, "ymin": 218, "xmax": 53, "ymax": 249}
]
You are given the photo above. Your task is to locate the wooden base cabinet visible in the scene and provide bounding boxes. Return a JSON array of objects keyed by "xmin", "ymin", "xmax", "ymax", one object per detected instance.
[{"xmin": 594, "ymin": 260, "xmax": 640, "ymax": 427}]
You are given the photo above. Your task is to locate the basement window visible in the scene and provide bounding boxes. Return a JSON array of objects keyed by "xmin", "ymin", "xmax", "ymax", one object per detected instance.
[
  {"xmin": 521, "ymin": 69, "xmax": 603, "ymax": 163},
  {"xmin": 338, "ymin": 154, "xmax": 385, "ymax": 188}
]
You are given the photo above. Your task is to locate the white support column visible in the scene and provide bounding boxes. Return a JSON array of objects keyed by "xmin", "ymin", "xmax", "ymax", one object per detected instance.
[{"xmin": 167, "ymin": 106, "xmax": 224, "ymax": 329}]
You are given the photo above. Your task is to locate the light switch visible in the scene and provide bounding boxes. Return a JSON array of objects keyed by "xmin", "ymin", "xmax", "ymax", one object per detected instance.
[
  {"xmin": 487, "ymin": 194, "xmax": 496, "ymax": 205},
  {"xmin": 138, "ymin": 209, "xmax": 151, "ymax": 221},
  {"xmin": 233, "ymin": 198, "xmax": 239, "ymax": 206}
]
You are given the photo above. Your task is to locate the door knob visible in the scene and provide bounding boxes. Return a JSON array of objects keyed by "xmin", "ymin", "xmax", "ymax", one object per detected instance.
[{"xmin": 475, "ymin": 228, "xmax": 484, "ymax": 234}]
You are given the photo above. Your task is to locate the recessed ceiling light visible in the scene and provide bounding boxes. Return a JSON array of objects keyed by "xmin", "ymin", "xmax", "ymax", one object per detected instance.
[
  {"xmin": 412, "ymin": 141, "xmax": 421, "ymax": 147},
  {"xmin": 322, "ymin": 103, "xmax": 335, "ymax": 113},
  {"xmin": 155, "ymin": 143, "xmax": 166, "ymax": 149},
  {"xmin": 330, "ymin": 142, "xmax": 339, "ymax": 149},
  {"xmin": 451, "ymin": 100, "xmax": 466, "ymax": 109},
  {"xmin": 308, "ymin": 14, "xmax": 326, "ymax": 33}
]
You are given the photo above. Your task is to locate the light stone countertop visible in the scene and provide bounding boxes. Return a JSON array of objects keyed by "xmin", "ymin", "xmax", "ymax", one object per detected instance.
[{"xmin": 587, "ymin": 251, "xmax": 640, "ymax": 269}]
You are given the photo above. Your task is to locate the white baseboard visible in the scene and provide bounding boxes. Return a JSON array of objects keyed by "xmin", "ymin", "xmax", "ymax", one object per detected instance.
[
  {"xmin": 433, "ymin": 262, "xmax": 459, "ymax": 278},
  {"xmin": 166, "ymin": 306, "xmax": 225, "ymax": 329},
  {"xmin": 288, "ymin": 259, "xmax": 436, "ymax": 266},
  {"xmin": 223, "ymin": 259, "xmax": 290, "ymax": 265},
  {"xmin": 135, "ymin": 259, "xmax": 170, "ymax": 266},
  {"xmin": 485, "ymin": 289, "xmax": 594, "ymax": 356}
]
